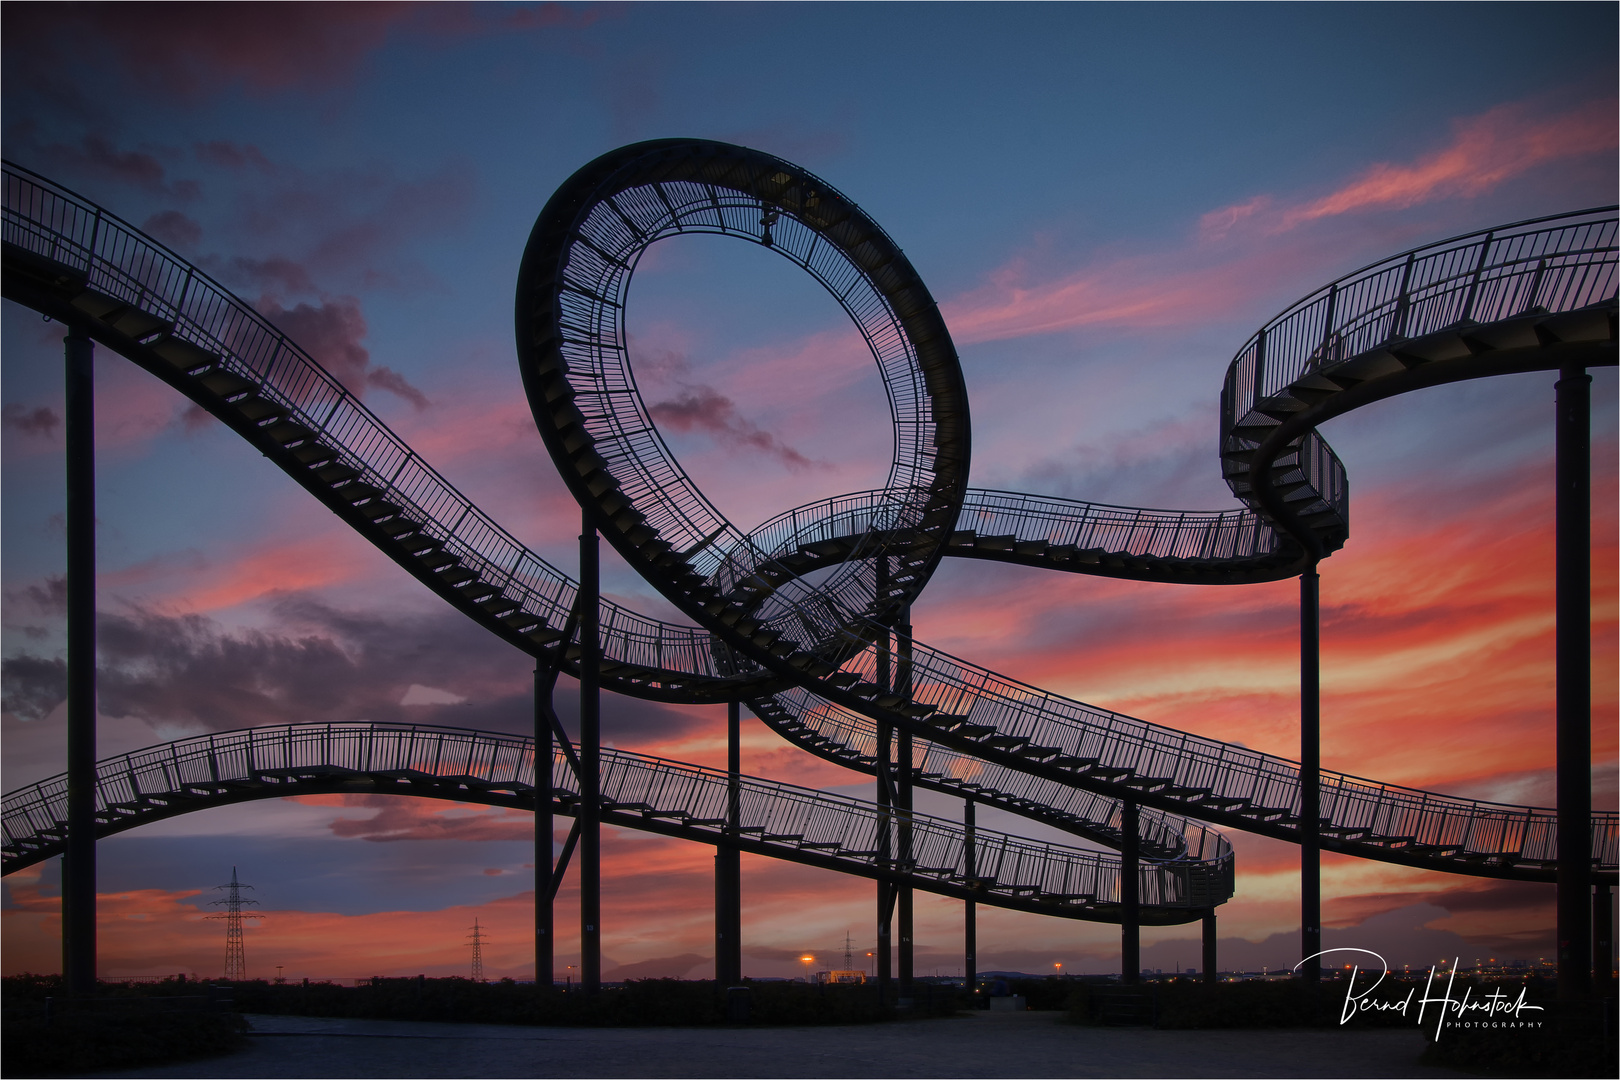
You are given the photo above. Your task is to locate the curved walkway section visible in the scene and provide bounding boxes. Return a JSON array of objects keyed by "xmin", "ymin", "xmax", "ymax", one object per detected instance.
[
  {"xmin": 0, "ymin": 723, "xmax": 1228, "ymax": 924},
  {"xmin": 1219, "ymin": 209, "xmax": 1616, "ymax": 557}
]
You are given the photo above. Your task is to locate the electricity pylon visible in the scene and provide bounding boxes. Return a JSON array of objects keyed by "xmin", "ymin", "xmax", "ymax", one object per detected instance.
[
  {"xmin": 208, "ymin": 867, "xmax": 260, "ymax": 982},
  {"xmin": 468, "ymin": 918, "xmax": 489, "ymax": 982}
]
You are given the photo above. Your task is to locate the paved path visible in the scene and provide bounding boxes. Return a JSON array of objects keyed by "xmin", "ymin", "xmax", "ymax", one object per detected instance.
[{"xmin": 80, "ymin": 1010, "xmax": 1470, "ymax": 1079}]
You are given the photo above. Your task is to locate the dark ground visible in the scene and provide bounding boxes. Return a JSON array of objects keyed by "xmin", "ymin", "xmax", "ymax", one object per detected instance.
[{"xmin": 76, "ymin": 1009, "xmax": 1472, "ymax": 1079}]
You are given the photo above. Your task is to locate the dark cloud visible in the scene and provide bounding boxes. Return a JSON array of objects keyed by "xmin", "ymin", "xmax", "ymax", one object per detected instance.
[
  {"xmin": 1, "ymin": 654, "xmax": 67, "ymax": 722},
  {"xmin": 35, "ymin": 134, "xmax": 200, "ymax": 200},
  {"xmin": 238, "ymin": 163, "xmax": 475, "ymax": 290},
  {"xmin": 194, "ymin": 140, "xmax": 275, "ymax": 172},
  {"xmin": 649, "ymin": 385, "xmax": 820, "ymax": 471},
  {"xmin": 0, "ymin": 597, "xmax": 706, "ymax": 744},
  {"xmin": 256, "ymin": 296, "xmax": 429, "ymax": 410},
  {"xmin": 3, "ymin": 3, "xmax": 603, "ymax": 106},
  {"xmin": 1, "ymin": 403, "xmax": 61, "ymax": 438},
  {"xmin": 2, "ymin": 3, "xmax": 411, "ymax": 103},
  {"xmin": 6, "ymin": 575, "xmax": 68, "ymax": 618},
  {"xmin": 364, "ymin": 365, "xmax": 432, "ymax": 412},
  {"xmin": 217, "ymin": 256, "xmax": 317, "ymax": 296},
  {"xmin": 141, "ymin": 210, "xmax": 203, "ymax": 250}
]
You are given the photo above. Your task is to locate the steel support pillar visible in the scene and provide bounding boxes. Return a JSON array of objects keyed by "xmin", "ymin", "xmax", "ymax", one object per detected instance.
[
  {"xmin": 1556, "ymin": 365, "xmax": 1591, "ymax": 1002},
  {"xmin": 1300, "ymin": 566, "xmax": 1322, "ymax": 983},
  {"xmin": 1121, "ymin": 799, "xmax": 1140, "ymax": 984},
  {"xmin": 1595, "ymin": 885, "xmax": 1614, "ymax": 999},
  {"xmin": 875, "ymin": 557, "xmax": 893, "ymax": 1003},
  {"xmin": 876, "ymin": 711, "xmax": 893, "ymax": 1002},
  {"xmin": 535, "ymin": 665, "xmax": 555, "ymax": 988},
  {"xmin": 715, "ymin": 699, "xmax": 742, "ymax": 986},
  {"xmin": 896, "ymin": 605, "xmax": 913, "ymax": 1006},
  {"xmin": 1202, "ymin": 909, "xmax": 1217, "ymax": 985},
  {"xmin": 964, "ymin": 798, "xmax": 977, "ymax": 993},
  {"xmin": 579, "ymin": 508, "xmax": 601, "ymax": 992},
  {"xmin": 64, "ymin": 326, "xmax": 96, "ymax": 996}
]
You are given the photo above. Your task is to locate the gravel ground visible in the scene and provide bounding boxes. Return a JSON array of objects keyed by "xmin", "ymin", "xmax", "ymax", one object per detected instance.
[{"xmin": 75, "ymin": 1009, "xmax": 1472, "ymax": 1079}]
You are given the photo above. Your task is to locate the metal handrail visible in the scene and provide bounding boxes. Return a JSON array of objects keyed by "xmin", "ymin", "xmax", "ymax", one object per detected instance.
[
  {"xmin": 744, "ymin": 488, "xmax": 1282, "ymax": 564},
  {"xmin": 1220, "ymin": 208, "xmax": 1618, "ymax": 530},
  {"xmin": 0, "ymin": 723, "xmax": 1231, "ymax": 911}
]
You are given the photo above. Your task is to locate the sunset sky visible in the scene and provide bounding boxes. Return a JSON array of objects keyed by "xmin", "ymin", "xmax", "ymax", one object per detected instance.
[{"xmin": 2, "ymin": 3, "xmax": 1616, "ymax": 982}]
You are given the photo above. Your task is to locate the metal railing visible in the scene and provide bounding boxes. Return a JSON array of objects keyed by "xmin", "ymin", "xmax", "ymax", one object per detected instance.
[
  {"xmin": 1, "ymin": 162, "xmax": 743, "ymax": 690},
  {"xmin": 1220, "ymin": 208, "xmax": 1618, "ymax": 530},
  {"xmin": 1, "ymin": 723, "xmax": 1230, "ymax": 912},
  {"xmin": 813, "ymin": 620, "xmax": 1618, "ymax": 870},
  {"xmin": 744, "ymin": 489, "xmax": 1283, "ymax": 565}
]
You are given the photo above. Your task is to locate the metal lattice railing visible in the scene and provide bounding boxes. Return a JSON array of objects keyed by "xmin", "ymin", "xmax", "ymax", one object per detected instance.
[
  {"xmin": 744, "ymin": 489, "xmax": 1283, "ymax": 565},
  {"xmin": 1, "ymin": 723, "xmax": 1231, "ymax": 911},
  {"xmin": 1220, "ymin": 208, "xmax": 1619, "ymax": 533},
  {"xmin": 1, "ymin": 163, "xmax": 742, "ymax": 687},
  {"xmin": 815, "ymin": 622, "xmax": 1618, "ymax": 870}
]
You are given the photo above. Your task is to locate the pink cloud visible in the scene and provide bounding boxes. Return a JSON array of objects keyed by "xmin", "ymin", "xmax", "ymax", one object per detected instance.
[
  {"xmin": 99, "ymin": 524, "xmax": 383, "ymax": 615},
  {"xmin": 939, "ymin": 237, "xmax": 1316, "ymax": 346},
  {"xmin": 947, "ymin": 94, "xmax": 1617, "ymax": 347},
  {"xmin": 1283, "ymin": 97, "xmax": 1617, "ymax": 227}
]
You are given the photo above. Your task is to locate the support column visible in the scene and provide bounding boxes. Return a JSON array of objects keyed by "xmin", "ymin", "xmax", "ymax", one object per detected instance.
[
  {"xmin": 579, "ymin": 508, "xmax": 601, "ymax": 992},
  {"xmin": 64, "ymin": 326, "xmax": 96, "ymax": 996},
  {"xmin": 896, "ymin": 604, "xmax": 913, "ymax": 1006},
  {"xmin": 1121, "ymin": 799, "xmax": 1140, "ymax": 984},
  {"xmin": 1202, "ymin": 909, "xmax": 1217, "ymax": 985},
  {"xmin": 1300, "ymin": 566, "xmax": 1322, "ymax": 983},
  {"xmin": 964, "ymin": 798, "xmax": 977, "ymax": 995},
  {"xmin": 876, "ymin": 711, "xmax": 893, "ymax": 1003},
  {"xmin": 1556, "ymin": 366, "xmax": 1591, "ymax": 1002},
  {"xmin": 875, "ymin": 557, "xmax": 893, "ymax": 1003},
  {"xmin": 715, "ymin": 699, "xmax": 742, "ymax": 986},
  {"xmin": 1594, "ymin": 885, "xmax": 1613, "ymax": 999},
  {"xmin": 535, "ymin": 665, "xmax": 554, "ymax": 988}
]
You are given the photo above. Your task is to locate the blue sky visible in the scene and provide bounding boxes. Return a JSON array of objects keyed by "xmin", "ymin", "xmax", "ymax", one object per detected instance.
[{"xmin": 2, "ymin": 2, "xmax": 1615, "ymax": 981}]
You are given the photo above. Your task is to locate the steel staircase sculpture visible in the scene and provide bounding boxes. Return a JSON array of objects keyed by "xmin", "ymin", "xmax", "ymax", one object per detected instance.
[
  {"xmin": 2, "ymin": 145, "xmax": 1615, "ymax": 915},
  {"xmin": 0, "ymin": 723, "xmax": 1230, "ymax": 922}
]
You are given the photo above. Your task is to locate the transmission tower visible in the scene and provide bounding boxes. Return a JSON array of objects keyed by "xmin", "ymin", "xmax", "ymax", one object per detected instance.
[
  {"xmin": 844, "ymin": 931, "xmax": 855, "ymax": 971},
  {"xmin": 208, "ymin": 867, "xmax": 260, "ymax": 982},
  {"xmin": 467, "ymin": 918, "xmax": 489, "ymax": 982}
]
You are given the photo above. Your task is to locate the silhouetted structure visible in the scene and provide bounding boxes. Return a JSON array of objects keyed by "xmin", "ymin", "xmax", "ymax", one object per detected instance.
[
  {"xmin": 468, "ymin": 918, "xmax": 488, "ymax": 982},
  {"xmin": 0, "ymin": 151, "xmax": 1613, "ymax": 1002},
  {"xmin": 208, "ymin": 867, "xmax": 259, "ymax": 982}
]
